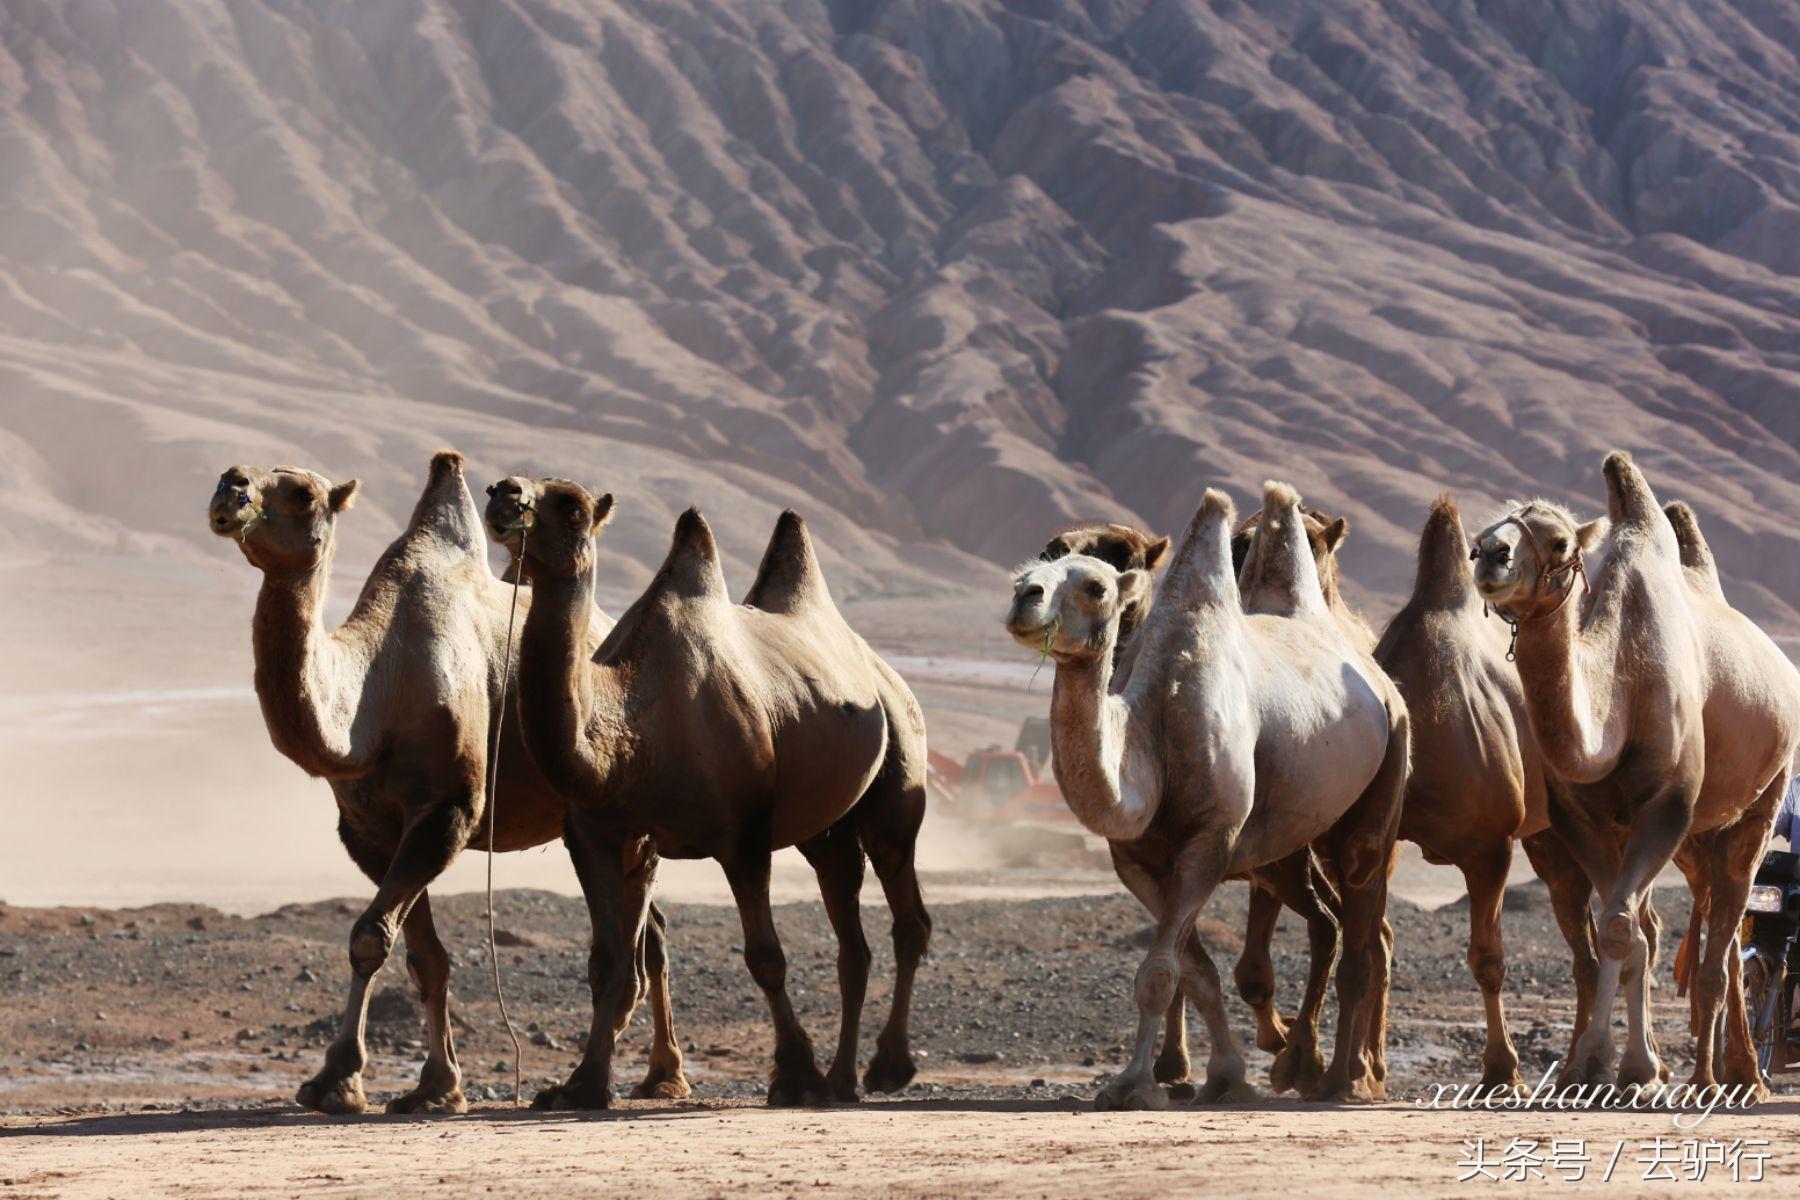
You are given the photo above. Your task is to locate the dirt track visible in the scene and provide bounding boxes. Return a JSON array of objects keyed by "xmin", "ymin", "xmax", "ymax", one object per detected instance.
[{"xmin": 6, "ymin": 1097, "xmax": 1797, "ymax": 1198}]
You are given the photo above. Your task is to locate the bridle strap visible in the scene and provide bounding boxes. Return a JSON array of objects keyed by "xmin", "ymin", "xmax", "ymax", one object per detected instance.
[{"xmin": 1474, "ymin": 509, "xmax": 1590, "ymax": 661}]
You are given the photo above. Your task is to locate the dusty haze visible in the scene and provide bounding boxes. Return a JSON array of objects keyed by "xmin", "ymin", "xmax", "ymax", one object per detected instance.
[{"xmin": 5, "ymin": 0, "xmax": 1800, "ymax": 908}]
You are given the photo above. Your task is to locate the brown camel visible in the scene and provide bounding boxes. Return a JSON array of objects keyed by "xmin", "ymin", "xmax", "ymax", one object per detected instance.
[
  {"xmin": 484, "ymin": 478, "xmax": 930, "ymax": 1109},
  {"xmin": 1375, "ymin": 495, "xmax": 1641, "ymax": 1091},
  {"xmin": 1008, "ymin": 482, "xmax": 1407, "ymax": 1107},
  {"xmin": 1471, "ymin": 452, "xmax": 1800, "ymax": 1095},
  {"xmin": 1046, "ymin": 517, "xmax": 1347, "ymax": 1097},
  {"xmin": 206, "ymin": 452, "xmax": 689, "ymax": 1114}
]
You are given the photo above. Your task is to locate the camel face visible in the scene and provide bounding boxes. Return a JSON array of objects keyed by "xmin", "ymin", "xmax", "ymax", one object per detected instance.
[
  {"xmin": 483, "ymin": 476, "xmax": 614, "ymax": 580},
  {"xmin": 1471, "ymin": 502, "xmax": 1603, "ymax": 618},
  {"xmin": 208, "ymin": 465, "xmax": 357, "ymax": 573},
  {"xmin": 1005, "ymin": 555, "xmax": 1146, "ymax": 663},
  {"xmin": 1042, "ymin": 523, "xmax": 1169, "ymax": 574}
]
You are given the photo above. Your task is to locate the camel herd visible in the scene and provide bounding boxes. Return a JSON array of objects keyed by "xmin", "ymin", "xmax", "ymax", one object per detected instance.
[{"xmin": 208, "ymin": 448, "xmax": 1798, "ymax": 1116}]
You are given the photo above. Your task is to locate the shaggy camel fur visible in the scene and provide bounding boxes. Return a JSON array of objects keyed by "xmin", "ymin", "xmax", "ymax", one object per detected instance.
[
  {"xmin": 207, "ymin": 452, "xmax": 686, "ymax": 1115},
  {"xmin": 1472, "ymin": 453, "xmax": 1800, "ymax": 1095},
  {"xmin": 1048, "ymin": 516, "xmax": 1355, "ymax": 1097},
  {"xmin": 485, "ymin": 479, "xmax": 930, "ymax": 1109},
  {"xmin": 1008, "ymin": 483, "xmax": 1407, "ymax": 1107},
  {"xmin": 1378, "ymin": 496, "xmax": 1654, "ymax": 1091}
]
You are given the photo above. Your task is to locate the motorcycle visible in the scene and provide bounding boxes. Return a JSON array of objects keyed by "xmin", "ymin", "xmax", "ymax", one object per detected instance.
[{"xmin": 1739, "ymin": 848, "xmax": 1800, "ymax": 1077}]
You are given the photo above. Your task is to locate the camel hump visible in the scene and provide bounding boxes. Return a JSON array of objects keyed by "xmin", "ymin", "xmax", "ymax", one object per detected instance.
[
  {"xmin": 404, "ymin": 448, "xmax": 485, "ymax": 556},
  {"xmin": 1663, "ymin": 500, "xmax": 1723, "ymax": 597},
  {"xmin": 646, "ymin": 507, "xmax": 729, "ymax": 604},
  {"xmin": 1240, "ymin": 479, "xmax": 1326, "ymax": 617},
  {"xmin": 745, "ymin": 509, "xmax": 831, "ymax": 613},
  {"xmin": 1413, "ymin": 493, "xmax": 1475, "ymax": 606},
  {"xmin": 1602, "ymin": 451, "xmax": 1663, "ymax": 529},
  {"xmin": 1157, "ymin": 488, "xmax": 1240, "ymax": 613}
]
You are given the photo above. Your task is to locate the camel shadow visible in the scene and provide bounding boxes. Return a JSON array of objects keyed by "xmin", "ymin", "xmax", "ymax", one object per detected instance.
[{"xmin": 10, "ymin": 1090, "xmax": 1800, "ymax": 1140}]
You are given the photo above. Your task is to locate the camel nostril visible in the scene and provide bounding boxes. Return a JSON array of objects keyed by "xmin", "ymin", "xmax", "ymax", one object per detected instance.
[{"xmin": 1018, "ymin": 584, "xmax": 1044, "ymax": 603}]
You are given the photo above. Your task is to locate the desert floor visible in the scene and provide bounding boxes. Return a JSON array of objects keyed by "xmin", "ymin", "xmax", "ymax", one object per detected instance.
[{"xmin": 4, "ymin": 870, "xmax": 1797, "ymax": 1196}]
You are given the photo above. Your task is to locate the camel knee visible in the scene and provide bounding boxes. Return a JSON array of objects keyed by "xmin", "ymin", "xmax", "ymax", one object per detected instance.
[
  {"xmin": 1234, "ymin": 952, "xmax": 1274, "ymax": 1008},
  {"xmin": 349, "ymin": 917, "xmax": 397, "ymax": 978},
  {"xmin": 1692, "ymin": 960, "xmax": 1726, "ymax": 1011},
  {"xmin": 1135, "ymin": 952, "xmax": 1180, "ymax": 1014},
  {"xmin": 586, "ymin": 938, "xmax": 628, "ymax": 998},
  {"xmin": 892, "ymin": 909, "xmax": 931, "ymax": 965},
  {"xmin": 744, "ymin": 939, "xmax": 788, "ymax": 994},
  {"xmin": 1468, "ymin": 948, "xmax": 1507, "ymax": 996},
  {"xmin": 1599, "ymin": 908, "xmax": 1643, "ymax": 962}
]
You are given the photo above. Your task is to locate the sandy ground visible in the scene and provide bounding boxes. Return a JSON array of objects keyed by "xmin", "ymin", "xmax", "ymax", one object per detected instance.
[{"xmin": 5, "ymin": 1097, "xmax": 1798, "ymax": 1198}]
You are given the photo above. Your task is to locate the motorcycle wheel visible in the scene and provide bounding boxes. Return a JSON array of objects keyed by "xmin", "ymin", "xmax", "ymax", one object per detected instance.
[{"xmin": 1741, "ymin": 954, "xmax": 1777, "ymax": 1077}]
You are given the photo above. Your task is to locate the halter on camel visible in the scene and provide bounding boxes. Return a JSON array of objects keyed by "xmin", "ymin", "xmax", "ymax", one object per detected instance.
[
  {"xmin": 1472, "ymin": 504, "xmax": 1591, "ymax": 662},
  {"xmin": 484, "ymin": 507, "xmax": 533, "ymax": 1106}
]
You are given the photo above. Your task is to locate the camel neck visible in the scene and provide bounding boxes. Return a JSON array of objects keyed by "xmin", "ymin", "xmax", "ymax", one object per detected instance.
[
  {"xmin": 250, "ymin": 554, "xmax": 363, "ymax": 777},
  {"xmin": 1511, "ymin": 587, "xmax": 1624, "ymax": 784},
  {"xmin": 514, "ymin": 563, "xmax": 620, "ymax": 798},
  {"xmin": 1047, "ymin": 635, "xmax": 1157, "ymax": 842}
]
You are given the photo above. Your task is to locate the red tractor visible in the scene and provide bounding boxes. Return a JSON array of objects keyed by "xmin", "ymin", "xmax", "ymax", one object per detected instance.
[{"xmin": 926, "ymin": 717, "xmax": 1069, "ymax": 824}]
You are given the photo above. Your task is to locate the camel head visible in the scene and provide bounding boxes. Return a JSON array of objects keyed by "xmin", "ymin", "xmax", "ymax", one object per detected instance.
[
  {"xmin": 1005, "ymin": 554, "xmax": 1150, "ymax": 665},
  {"xmin": 208, "ymin": 465, "xmax": 359, "ymax": 574},
  {"xmin": 1040, "ymin": 522, "xmax": 1168, "ymax": 645},
  {"xmin": 1470, "ymin": 500, "xmax": 1608, "ymax": 620},
  {"xmin": 483, "ymin": 476, "xmax": 615, "ymax": 581}
]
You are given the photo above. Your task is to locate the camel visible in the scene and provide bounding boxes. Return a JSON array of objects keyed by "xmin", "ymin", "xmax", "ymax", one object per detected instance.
[
  {"xmin": 1045, "ymin": 520, "xmax": 1344, "ymax": 1097},
  {"xmin": 483, "ymin": 478, "xmax": 930, "ymax": 1109},
  {"xmin": 1007, "ymin": 482, "xmax": 1407, "ymax": 1107},
  {"xmin": 1471, "ymin": 452, "xmax": 1800, "ymax": 1095},
  {"xmin": 206, "ymin": 452, "xmax": 688, "ymax": 1115},
  {"xmin": 1374, "ymin": 495, "xmax": 1645, "ymax": 1091}
]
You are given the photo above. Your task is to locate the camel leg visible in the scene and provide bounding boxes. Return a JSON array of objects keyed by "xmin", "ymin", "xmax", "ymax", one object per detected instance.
[
  {"xmin": 1259, "ymin": 853, "xmax": 1339, "ymax": 1096},
  {"xmin": 1693, "ymin": 771, "xmax": 1782, "ymax": 1099},
  {"xmin": 1154, "ymin": 1000, "xmax": 1194, "ymax": 1096},
  {"xmin": 798, "ymin": 821, "xmax": 872, "ymax": 1102},
  {"xmin": 300, "ymin": 797, "xmax": 475, "ymax": 1115},
  {"xmin": 1180, "ymin": 924, "xmax": 1255, "ymax": 1103},
  {"xmin": 1233, "ymin": 879, "xmax": 1290, "ymax": 1056},
  {"xmin": 1367, "ymin": 914, "xmax": 1394, "ymax": 1097},
  {"xmin": 629, "ymin": 900, "xmax": 691, "ymax": 1099},
  {"xmin": 1587, "ymin": 785, "xmax": 1692, "ymax": 1093},
  {"xmin": 859, "ymin": 780, "xmax": 933, "ymax": 1095},
  {"xmin": 1309, "ymin": 713, "xmax": 1406, "ymax": 1103},
  {"xmin": 1521, "ymin": 829, "xmax": 1599, "ymax": 1088},
  {"xmin": 386, "ymin": 893, "xmax": 468, "ymax": 1114},
  {"xmin": 533, "ymin": 808, "xmax": 636, "ymax": 1110},
  {"xmin": 1459, "ymin": 842, "xmax": 1522, "ymax": 1093},
  {"xmin": 723, "ymin": 840, "xmax": 831, "ymax": 1107},
  {"xmin": 1098, "ymin": 839, "xmax": 1232, "ymax": 1112}
]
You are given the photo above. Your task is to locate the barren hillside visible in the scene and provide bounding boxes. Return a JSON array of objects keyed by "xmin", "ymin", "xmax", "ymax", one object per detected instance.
[{"xmin": 5, "ymin": 0, "xmax": 1800, "ymax": 904}]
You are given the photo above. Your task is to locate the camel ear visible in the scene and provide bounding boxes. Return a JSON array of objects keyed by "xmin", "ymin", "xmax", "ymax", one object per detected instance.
[
  {"xmin": 1576, "ymin": 517, "xmax": 1609, "ymax": 553},
  {"xmin": 1143, "ymin": 536, "xmax": 1170, "ymax": 571},
  {"xmin": 1117, "ymin": 568, "xmax": 1150, "ymax": 610},
  {"xmin": 591, "ymin": 492, "xmax": 616, "ymax": 531},
  {"xmin": 1321, "ymin": 517, "xmax": 1348, "ymax": 553},
  {"xmin": 328, "ymin": 480, "xmax": 360, "ymax": 513},
  {"xmin": 1042, "ymin": 535, "xmax": 1071, "ymax": 562}
]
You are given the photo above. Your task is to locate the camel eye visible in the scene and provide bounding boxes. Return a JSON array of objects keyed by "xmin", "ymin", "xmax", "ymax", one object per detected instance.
[
  {"xmin": 1084, "ymin": 580, "xmax": 1109, "ymax": 601},
  {"xmin": 1551, "ymin": 538, "xmax": 1569, "ymax": 554}
]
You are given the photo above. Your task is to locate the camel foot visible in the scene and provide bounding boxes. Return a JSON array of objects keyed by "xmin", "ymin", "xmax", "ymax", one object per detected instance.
[
  {"xmin": 1268, "ymin": 1040, "xmax": 1325, "ymax": 1096},
  {"xmin": 532, "ymin": 1077, "xmax": 613, "ymax": 1111},
  {"xmin": 628, "ymin": 1069, "xmax": 692, "ymax": 1100},
  {"xmin": 1616, "ymin": 1053, "xmax": 1663, "ymax": 1095},
  {"xmin": 1153, "ymin": 1046, "xmax": 1192, "ymax": 1089},
  {"xmin": 385, "ymin": 1087, "xmax": 468, "ymax": 1116},
  {"xmin": 1196, "ymin": 1075, "xmax": 1257, "ymax": 1104},
  {"xmin": 1471, "ymin": 1071, "xmax": 1526, "ymax": 1100},
  {"xmin": 767, "ymin": 1062, "xmax": 833, "ymax": 1108},
  {"xmin": 1166, "ymin": 1082, "xmax": 1198, "ymax": 1102},
  {"xmin": 1094, "ymin": 1074, "xmax": 1169, "ymax": 1112},
  {"xmin": 1364, "ymin": 1074, "xmax": 1389, "ymax": 1102},
  {"xmin": 862, "ymin": 1044, "xmax": 917, "ymax": 1095},
  {"xmin": 296, "ymin": 1073, "xmax": 367, "ymax": 1116},
  {"xmin": 824, "ymin": 1065, "xmax": 863, "ymax": 1104},
  {"xmin": 1305, "ymin": 1070, "xmax": 1375, "ymax": 1104}
]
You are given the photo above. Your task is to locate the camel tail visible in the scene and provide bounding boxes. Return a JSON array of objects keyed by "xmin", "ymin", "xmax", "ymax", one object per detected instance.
[
  {"xmin": 1663, "ymin": 500, "xmax": 1724, "ymax": 598},
  {"xmin": 647, "ymin": 507, "xmax": 729, "ymax": 603},
  {"xmin": 406, "ymin": 448, "xmax": 485, "ymax": 555},
  {"xmin": 1156, "ymin": 488, "xmax": 1240, "ymax": 613},
  {"xmin": 745, "ymin": 509, "xmax": 831, "ymax": 613}
]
